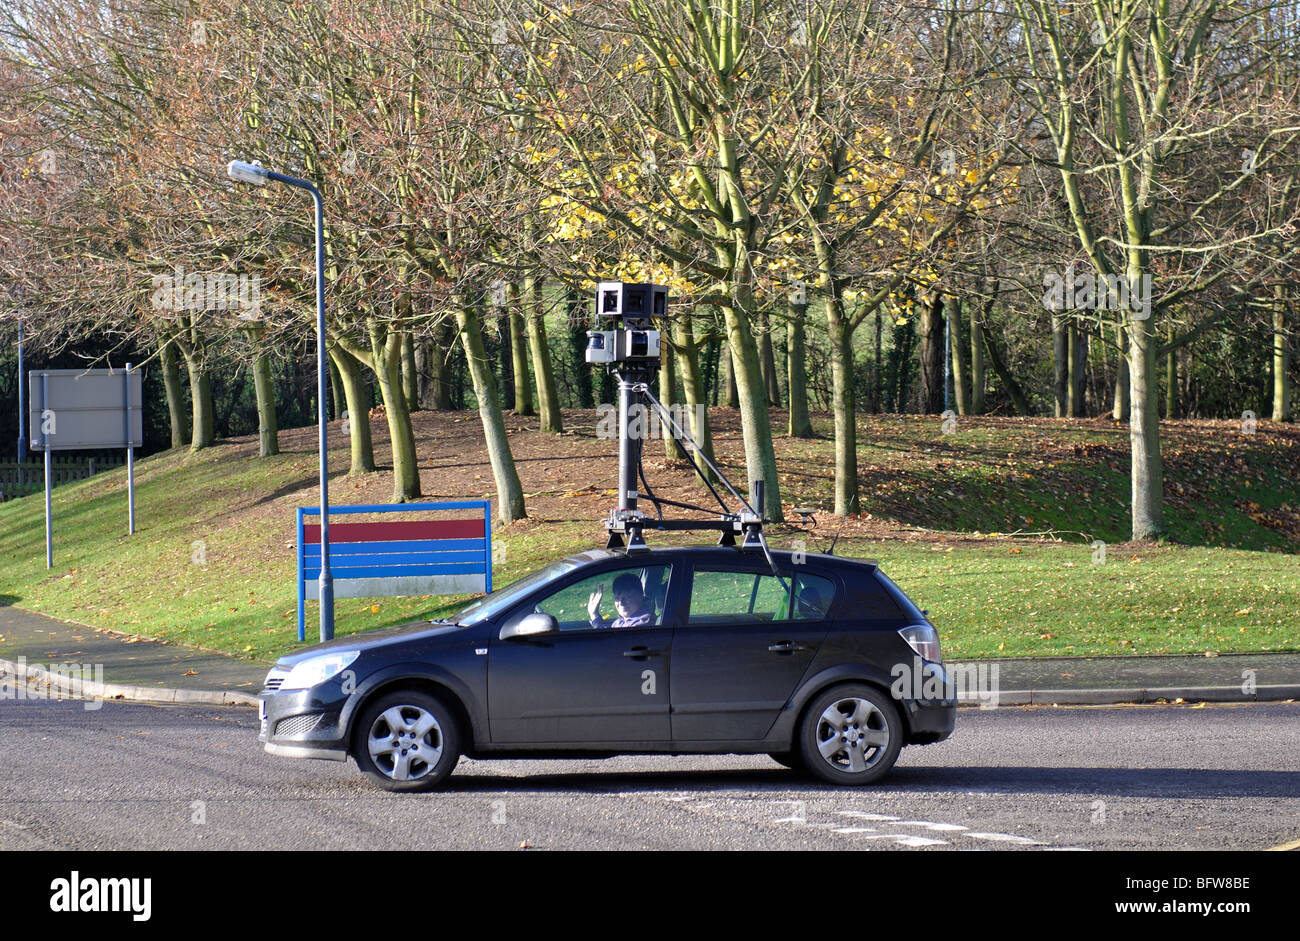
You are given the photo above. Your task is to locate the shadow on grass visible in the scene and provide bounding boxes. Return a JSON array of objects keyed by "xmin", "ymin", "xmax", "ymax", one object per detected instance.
[{"xmin": 0, "ymin": 594, "xmax": 18, "ymax": 607}]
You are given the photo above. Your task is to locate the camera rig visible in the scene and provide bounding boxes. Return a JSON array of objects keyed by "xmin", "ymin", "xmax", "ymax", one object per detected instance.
[{"xmin": 585, "ymin": 281, "xmax": 770, "ymax": 558}]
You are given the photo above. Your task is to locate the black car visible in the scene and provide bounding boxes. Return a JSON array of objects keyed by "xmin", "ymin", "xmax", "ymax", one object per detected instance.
[{"xmin": 257, "ymin": 546, "xmax": 955, "ymax": 791}]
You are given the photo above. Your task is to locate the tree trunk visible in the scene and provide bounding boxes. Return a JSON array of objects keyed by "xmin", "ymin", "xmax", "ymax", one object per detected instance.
[
  {"xmin": 369, "ymin": 328, "xmax": 421, "ymax": 501},
  {"xmin": 970, "ymin": 299, "xmax": 987, "ymax": 414},
  {"xmin": 159, "ymin": 336, "xmax": 187, "ymax": 449},
  {"xmin": 787, "ymin": 300, "xmax": 814, "ymax": 437},
  {"xmin": 1164, "ymin": 321, "xmax": 1177, "ymax": 420},
  {"xmin": 524, "ymin": 276, "xmax": 563, "ymax": 432},
  {"xmin": 329, "ymin": 344, "xmax": 376, "ymax": 475},
  {"xmin": 1068, "ymin": 322, "xmax": 1087, "ymax": 417},
  {"xmin": 425, "ymin": 320, "xmax": 455, "ymax": 410},
  {"xmin": 719, "ymin": 341, "xmax": 740, "ymax": 407},
  {"xmin": 758, "ymin": 307, "xmax": 779, "ymax": 406},
  {"xmin": 328, "ymin": 355, "xmax": 345, "ymax": 421},
  {"xmin": 177, "ymin": 333, "xmax": 214, "ymax": 450},
  {"xmin": 1053, "ymin": 314, "xmax": 1069, "ymax": 417},
  {"xmin": 247, "ymin": 328, "xmax": 279, "ymax": 457},
  {"xmin": 401, "ymin": 332, "xmax": 419, "ymax": 413},
  {"xmin": 948, "ymin": 296, "xmax": 970, "ymax": 415},
  {"xmin": 1128, "ymin": 308, "xmax": 1164, "ymax": 541},
  {"xmin": 567, "ymin": 292, "xmax": 595, "ymax": 409},
  {"xmin": 979, "ymin": 323, "xmax": 1032, "ymax": 416},
  {"xmin": 1274, "ymin": 285, "xmax": 1292, "ymax": 422},
  {"xmin": 456, "ymin": 302, "xmax": 526, "ymax": 522},
  {"xmin": 918, "ymin": 292, "xmax": 945, "ymax": 413},
  {"xmin": 871, "ymin": 306, "xmax": 883, "ymax": 413},
  {"xmin": 672, "ymin": 313, "xmax": 716, "ymax": 478},
  {"xmin": 1112, "ymin": 322, "xmax": 1130, "ymax": 420},
  {"xmin": 829, "ymin": 315, "xmax": 857, "ymax": 515},
  {"xmin": 724, "ymin": 309, "xmax": 783, "ymax": 521},
  {"xmin": 660, "ymin": 337, "xmax": 686, "ymax": 461},
  {"xmin": 506, "ymin": 284, "xmax": 534, "ymax": 416}
]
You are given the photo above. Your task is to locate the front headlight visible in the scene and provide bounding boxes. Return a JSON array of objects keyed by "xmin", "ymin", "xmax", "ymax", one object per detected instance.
[{"xmin": 279, "ymin": 651, "xmax": 360, "ymax": 690}]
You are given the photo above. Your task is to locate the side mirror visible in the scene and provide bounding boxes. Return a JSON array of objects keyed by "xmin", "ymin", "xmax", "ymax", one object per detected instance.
[{"xmin": 499, "ymin": 612, "xmax": 558, "ymax": 641}]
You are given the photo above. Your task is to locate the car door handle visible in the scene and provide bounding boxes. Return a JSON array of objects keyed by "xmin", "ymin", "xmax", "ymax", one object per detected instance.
[
  {"xmin": 623, "ymin": 646, "xmax": 661, "ymax": 659},
  {"xmin": 768, "ymin": 641, "xmax": 808, "ymax": 654}
]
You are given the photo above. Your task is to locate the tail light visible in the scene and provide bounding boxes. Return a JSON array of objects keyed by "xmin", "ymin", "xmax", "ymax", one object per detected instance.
[{"xmin": 898, "ymin": 624, "xmax": 942, "ymax": 662}]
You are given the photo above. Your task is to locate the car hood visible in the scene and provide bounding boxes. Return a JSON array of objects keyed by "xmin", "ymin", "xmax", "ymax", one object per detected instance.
[{"xmin": 273, "ymin": 621, "xmax": 467, "ymax": 667}]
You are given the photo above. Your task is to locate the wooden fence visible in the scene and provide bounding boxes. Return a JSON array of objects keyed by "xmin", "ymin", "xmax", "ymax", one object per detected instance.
[{"xmin": 0, "ymin": 456, "xmax": 126, "ymax": 501}]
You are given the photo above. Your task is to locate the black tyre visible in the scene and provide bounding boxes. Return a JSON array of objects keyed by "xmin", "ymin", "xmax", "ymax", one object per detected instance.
[
  {"xmin": 352, "ymin": 690, "xmax": 460, "ymax": 792},
  {"xmin": 798, "ymin": 684, "xmax": 902, "ymax": 786},
  {"xmin": 768, "ymin": 751, "xmax": 805, "ymax": 770}
]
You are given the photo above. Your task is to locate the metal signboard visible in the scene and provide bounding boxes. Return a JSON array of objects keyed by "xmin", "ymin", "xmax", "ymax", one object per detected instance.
[
  {"xmin": 28, "ymin": 369, "xmax": 143, "ymax": 450},
  {"xmin": 24, "ymin": 366, "xmax": 143, "ymax": 567}
]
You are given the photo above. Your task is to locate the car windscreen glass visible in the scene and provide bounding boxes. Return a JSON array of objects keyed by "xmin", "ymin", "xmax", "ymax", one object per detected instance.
[{"xmin": 454, "ymin": 560, "xmax": 580, "ymax": 626}]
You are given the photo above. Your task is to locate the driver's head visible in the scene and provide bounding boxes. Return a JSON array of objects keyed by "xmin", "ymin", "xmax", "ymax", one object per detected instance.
[{"xmin": 611, "ymin": 573, "xmax": 648, "ymax": 616}]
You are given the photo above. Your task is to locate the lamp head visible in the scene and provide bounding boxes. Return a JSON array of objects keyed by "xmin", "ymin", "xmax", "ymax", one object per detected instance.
[{"xmin": 227, "ymin": 159, "xmax": 269, "ymax": 186}]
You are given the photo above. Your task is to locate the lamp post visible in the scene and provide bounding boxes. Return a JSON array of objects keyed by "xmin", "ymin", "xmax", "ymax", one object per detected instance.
[
  {"xmin": 17, "ymin": 320, "xmax": 26, "ymax": 470},
  {"xmin": 227, "ymin": 159, "xmax": 334, "ymax": 642}
]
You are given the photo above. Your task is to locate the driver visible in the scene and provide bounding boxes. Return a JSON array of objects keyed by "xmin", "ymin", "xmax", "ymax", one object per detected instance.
[{"xmin": 587, "ymin": 573, "xmax": 654, "ymax": 629}]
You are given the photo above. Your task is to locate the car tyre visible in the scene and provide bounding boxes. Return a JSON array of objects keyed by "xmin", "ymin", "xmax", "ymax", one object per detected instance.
[
  {"xmin": 798, "ymin": 684, "xmax": 902, "ymax": 786},
  {"xmin": 768, "ymin": 751, "xmax": 805, "ymax": 770},
  {"xmin": 352, "ymin": 690, "xmax": 460, "ymax": 792}
]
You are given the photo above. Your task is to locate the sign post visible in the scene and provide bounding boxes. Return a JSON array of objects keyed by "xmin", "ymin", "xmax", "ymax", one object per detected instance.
[{"xmin": 29, "ymin": 367, "xmax": 144, "ymax": 566}]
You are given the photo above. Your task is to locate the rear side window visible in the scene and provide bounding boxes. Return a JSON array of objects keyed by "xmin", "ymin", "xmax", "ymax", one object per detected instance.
[{"xmin": 688, "ymin": 569, "xmax": 836, "ymax": 625}]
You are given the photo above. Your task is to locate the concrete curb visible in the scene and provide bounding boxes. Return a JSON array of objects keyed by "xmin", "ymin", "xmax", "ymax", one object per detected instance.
[
  {"xmin": 957, "ymin": 685, "xmax": 1300, "ymax": 707},
  {"xmin": 0, "ymin": 657, "xmax": 258, "ymax": 708}
]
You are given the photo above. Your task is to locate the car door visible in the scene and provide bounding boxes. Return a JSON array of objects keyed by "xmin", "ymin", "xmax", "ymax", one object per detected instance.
[
  {"xmin": 670, "ymin": 565, "xmax": 837, "ymax": 741},
  {"xmin": 488, "ymin": 562, "xmax": 676, "ymax": 744}
]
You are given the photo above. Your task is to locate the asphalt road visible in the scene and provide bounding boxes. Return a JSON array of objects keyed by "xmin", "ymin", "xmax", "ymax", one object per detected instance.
[{"xmin": 1, "ymin": 699, "xmax": 1297, "ymax": 851}]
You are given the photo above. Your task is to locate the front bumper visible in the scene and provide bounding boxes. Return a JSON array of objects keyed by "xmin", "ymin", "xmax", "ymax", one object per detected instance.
[{"xmin": 258, "ymin": 685, "xmax": 349, "ymax": 761}]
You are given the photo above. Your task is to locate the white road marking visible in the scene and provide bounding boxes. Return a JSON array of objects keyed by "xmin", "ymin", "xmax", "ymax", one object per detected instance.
[
  {"xmin": 836, "ymin": 811, "xmax": 899, "ymax": 821},
  {"xmin": 893, "ymin": 836, "xmax": 949, "ymax": 847},
  {"xmin": 896, "ymin": 821, "xmax": 969, "ymax": 831},
  {"xmin": 966, "ymin": 832, "xmax": 1047, "ymax": 844}
]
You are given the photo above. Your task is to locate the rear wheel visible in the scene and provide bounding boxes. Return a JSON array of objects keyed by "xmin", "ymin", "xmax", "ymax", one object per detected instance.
[
  {"xmin": 798, "ymin": 684, "xmax": 902, "ymax": 786},
  {"xmin": 352, "ymin": 690, "xmax": 460, "ymax": 792}
]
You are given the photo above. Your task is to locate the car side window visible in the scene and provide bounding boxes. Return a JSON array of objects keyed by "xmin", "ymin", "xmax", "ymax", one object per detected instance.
[
  {"xmin": 688, "ymin": 570, "xmax": 835, "ymax": 625},
  {"xmin": 527, "ymin": 564, "xmax": 672, "ymax": 631}
]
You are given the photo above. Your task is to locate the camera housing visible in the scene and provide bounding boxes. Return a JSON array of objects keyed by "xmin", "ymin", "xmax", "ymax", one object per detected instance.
[
  {"xmin": 596, "ymin": 282, "xmax": 668, "ymax": 321},
  {"xmin": 585, "ymin": 281, "xmax": 665, "ymax": 365}
]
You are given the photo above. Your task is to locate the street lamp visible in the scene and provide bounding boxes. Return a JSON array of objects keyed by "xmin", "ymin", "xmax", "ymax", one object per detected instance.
[{"xmin": 226, "ymin": 159, "xmax": 334, "ymax": 642}]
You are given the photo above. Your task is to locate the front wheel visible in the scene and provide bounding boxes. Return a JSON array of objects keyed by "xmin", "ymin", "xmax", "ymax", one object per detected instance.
[
  {"xmin": 798, "ymin": 684, "xmax": 902, "ymax": 786},
  {"xmin": 352, "ymin": 690, "xmax": 460, "ymax": 792}
]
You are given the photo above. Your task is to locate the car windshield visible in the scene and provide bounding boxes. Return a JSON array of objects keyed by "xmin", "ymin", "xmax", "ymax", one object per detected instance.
[{"xmin": 453, "ymin": 559, "xmax": 581, "ymax": 626}]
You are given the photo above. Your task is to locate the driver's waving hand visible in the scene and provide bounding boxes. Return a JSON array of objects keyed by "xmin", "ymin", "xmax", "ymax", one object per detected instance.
[{"xmin": 588, "ymin": 573, "xmax": 654, "ymax": 629}]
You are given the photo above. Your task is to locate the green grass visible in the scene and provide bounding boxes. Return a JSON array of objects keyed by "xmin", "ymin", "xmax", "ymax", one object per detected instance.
[
  {"xmin": 0, "ymin": 414, "xmax": 1296, "ymax": 662},
  {"xmin": 871, "ymin": 540, "xmax": 1299, "ymax": 658}
]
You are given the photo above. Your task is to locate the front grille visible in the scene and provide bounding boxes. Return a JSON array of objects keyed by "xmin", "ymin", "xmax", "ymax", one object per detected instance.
[
  {"xmin": 275, "ymin": 713, "xmax": 323, "ymax": 738},
  {"xmin": 264, "ymin": 677, "xmax": 284, "ymax": 690}
]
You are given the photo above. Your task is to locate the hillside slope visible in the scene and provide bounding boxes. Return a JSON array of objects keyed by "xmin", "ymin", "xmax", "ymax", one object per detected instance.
[{"xmin": 0, "ymin": 408, "xmax": 1295, "ymax": 661}]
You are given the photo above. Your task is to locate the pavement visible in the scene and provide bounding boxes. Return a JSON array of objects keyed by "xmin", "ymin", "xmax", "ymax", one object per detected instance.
[{"xmin": 1, "ymin": 600, "xmax": 1297, "ymax": 709}]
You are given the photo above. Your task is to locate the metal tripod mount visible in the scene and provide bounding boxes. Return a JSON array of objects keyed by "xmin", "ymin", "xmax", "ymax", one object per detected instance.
[{"xmin": 588, "ymin": 283, "xmax": 766, "ymax": 554}]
